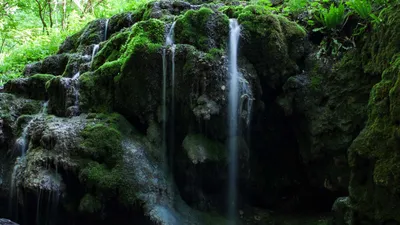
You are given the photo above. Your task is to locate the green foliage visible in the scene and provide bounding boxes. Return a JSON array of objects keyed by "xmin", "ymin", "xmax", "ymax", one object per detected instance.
[
  {"xmin": 315, "ymin": 2, "xmax": 347, "ymax": 31},
  {"xmin": 80, "ymin": 123, "xmax": 123, "ymax": 165},
  {"xmin": 284, "ymin": 0, "xmax": 308, "ymax": 16},
  {"xmin": 347, "ymin": 0, "xmax": 372, "ymax": 20}
]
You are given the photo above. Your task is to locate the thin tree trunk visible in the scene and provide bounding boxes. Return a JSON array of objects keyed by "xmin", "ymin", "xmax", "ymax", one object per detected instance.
[
  {"xmin": 48, "ymin": 0, "xmax": 53, "ymax": 28},
  {"xmin": 61, "ymin": 0, "xmax": 67, "ymax": 30},
  {"xmin": 35, "ymin": 0, "xmax": 49, "ymax": 34}
]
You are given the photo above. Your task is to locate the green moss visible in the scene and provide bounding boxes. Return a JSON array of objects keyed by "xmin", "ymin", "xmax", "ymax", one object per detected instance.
[
  {"xmin": 77, "ymin": 114, "xmax": 138, "ymax": 208},
  {"xmin": 175, "ymin": 7, "xmax": 229, "ymax": 52},
  {"xmin": 219, "ymin": 5, "xmax": 245, "ymax": 18},
  {"xmin": 78, "ymin": 194, "xmax": 102, "ymax": 213},
  {"xmin": 30, "ymin": 73, "xmax": 55, "ymax": 82},
  {"xmin": 4, "ymin": 74, "xmax": 54, "ymax": 100},
  {"xmin": 79, "ymin": 60, "xmax": 121, "ymax": 112},
  {"xmin": 80, "ymin": 124, "xmax": 122, "ymax": 165},
  {"xmin": 120, "ymin": 19, "xmax": 164, "ymax": 66},
  {"xmin": 182, "ymin": 134, "xmax": 226, "ymax": 163},
  {"xmin": 205, "ymin": 48, "xmax": 224, "ymax": 61},
  {"xmin": 92, "ymin": 30, "xmax": 130, "ymax": 69},
  {"xmin": 349, "ymin": 55, "xmax": 400, "ymax": 221},
  {"xmin": 360, "ymin": 4, "xmax": 400, "ymax": 75}
]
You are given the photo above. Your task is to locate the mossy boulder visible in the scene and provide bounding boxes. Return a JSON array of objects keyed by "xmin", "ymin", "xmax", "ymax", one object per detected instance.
[
  {"xmin": 277, "ymin": 50, "xmax": 380, "ymax": 193},
  {"xmin": 58, "ymin": 19, "xmax": 108, "ymax": 54},
  {"xmin": 182, "ymin": 134, "xmax": 226, "ymax": 163},
  {"xmin": 348, "ymin": 56, "xmax": 400, "ymax": 223},
  {"xmin": 112, "ymin": 19, "xmax": 165, "ymax": 120},
  {"xmin": 79, "ymin": 60, "xmax": 121, "ymax": 113},
  {"xmin": 237, "ymin": 5, "xmax": 307, "ymax": 90},
  {"xmin": 4, "ymin": 74, "xmax": 54, "ymax": 100},
  {"xmin": 174, "ymin": 7, "xmax": 229, "ymax": 52},
  {"xmin": 46, "ymin": 76, "xmax": 79, "ymax": 117}
]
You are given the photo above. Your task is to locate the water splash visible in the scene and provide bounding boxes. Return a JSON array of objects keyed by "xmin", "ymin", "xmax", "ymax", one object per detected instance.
[
  {"xmin": 226, "ymin": 19, "xmax": 253, "ymax": 225},
  {"xmin": 90, "ymin": 44, "xmax": 100, "ymax": 69}
]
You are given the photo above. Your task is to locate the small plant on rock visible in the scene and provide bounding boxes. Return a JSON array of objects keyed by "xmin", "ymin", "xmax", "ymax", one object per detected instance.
[{"xmin": 315, "ymin": 2, "xmax": 347, "ymax": 32}]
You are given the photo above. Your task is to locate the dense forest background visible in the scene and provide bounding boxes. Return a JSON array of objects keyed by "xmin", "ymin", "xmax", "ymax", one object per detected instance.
[
  {"xmin": 0, "ymin": 0, "xmax": 388, "ymax": 85},
  {"xmin": 0, "ymin": 0, "xmax": 148, "ymax": 85}
]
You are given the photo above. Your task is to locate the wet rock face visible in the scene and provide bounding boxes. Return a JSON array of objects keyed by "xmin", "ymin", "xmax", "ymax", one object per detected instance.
[
  {"xmin": 277, "ymin": 51, "xmax": 380, "ymax": 194},
  {"xmin": 0, "ymin": 219, "xmax": 19, "ymax": 225},
  {"xmin": 4, "ymin": 74, "xmax": 54, "ymax": 100}
]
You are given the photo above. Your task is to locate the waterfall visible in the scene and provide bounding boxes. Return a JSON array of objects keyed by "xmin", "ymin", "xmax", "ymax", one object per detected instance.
[
  {"xmin": 168, "ymin": 22, "xmax": 176, "ymax": 170},
  {"xmin": 10, "ymin": 101, "xmax": 48, "ymax": 219},
  {"xmin": 72, "ymin": 72, "xmax": 81, "ymax": 115},
  {"xmin": 15, "ymin": 101, "xmax": 48, "ymax": 156},
  {"xmin": 90, "ymin": 44, "xmax": 100, "ymax": 68},
  {"xmin": 104, "ymin": 19, "xmax": 109, "ymax": 41},
  {"xmin": 227, "ymin": 19, "xmax": 240, "ymax": 224},
  {"xmin": 162, "ymin": 21, "xmax": 177, "ymax": 174}
]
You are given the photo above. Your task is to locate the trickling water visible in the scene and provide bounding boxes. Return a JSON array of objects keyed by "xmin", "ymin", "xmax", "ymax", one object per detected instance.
[
  {"xmin": 10, "ymin": 101, "xmax": 48, "ymax": 220},
  {"xmin": 162, "ymin": 22, "xmax": 177, "ymax": 173},
  {"xmin": 90, "ymin": 44, "xmax": 100, "ymax": 68},
  {"xmin": 104, "ymin": 19, "xmax": 109, "ymax": 41},
  {"xmin": 72, "ymin": 72, "xmax": 81, "ymax": 115},
  {"xmin": 15, "ymin": 101, "xmax": 48, "ymax": 156},
  {"xmin": 72, "ymin": 71, "xmax": 80, "ymax": 80}
]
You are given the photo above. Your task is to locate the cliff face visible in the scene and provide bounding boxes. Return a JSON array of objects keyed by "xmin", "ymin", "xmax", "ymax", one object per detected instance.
[{"xmin": 1, "ymin": 1, "xmax": 399, "ymax": 225}]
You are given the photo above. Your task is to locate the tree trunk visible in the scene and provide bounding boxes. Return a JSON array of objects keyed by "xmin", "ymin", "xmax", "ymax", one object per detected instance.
[
  {"xmin": 35, "ymin": 0, "xmax": 49, "ymax": 34},
  {"xmin": 48, "ymin": 0, "xmax": 53, "ymax": 28},
  {"xmin": 61, "ymin": 0, "xmax": 67, "ymax": 30}
]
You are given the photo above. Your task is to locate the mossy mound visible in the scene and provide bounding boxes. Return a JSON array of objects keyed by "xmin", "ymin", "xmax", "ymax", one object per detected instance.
[
  {"xmin": 237, "ymin": 5, "xmax": 306, "ymax": 90},
  {"xmin": 348, "ymin": 5, "xmax": 400, "ymax": 223},
  {"xmin": 349, "ymin": 56, "xmax": 400, "ymax": 223},
  {"xmin": 174, "ymin": 7, "xmax": 229, "ymax": 52}
]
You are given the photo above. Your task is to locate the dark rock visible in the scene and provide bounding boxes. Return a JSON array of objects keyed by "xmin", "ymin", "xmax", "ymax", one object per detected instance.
[
  {"xmin": 23, "ymin": 62, "xmax": 42, "ymax": 77},
  {"xmin": 332, "ymin": 197, "xmax": 352, "ymax": 225},
  {"xmin": 41, "ymin": 54, "xmax": 69, "ymax": 75},
  {"xmin": 4, "ymin": 74, "xmax": 54, "ymax": 100},
  {"xmin": 0, "ymin": 219, "xmax": 19, "ymax": 225},
  {"xmin": 47, "ymin": 76, "xmax": 80, "ymax": 117}
]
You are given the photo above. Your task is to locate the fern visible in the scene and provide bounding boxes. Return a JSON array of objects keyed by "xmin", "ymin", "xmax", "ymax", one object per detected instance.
[
  {"xmin": 346, "ymin": 0, "xmax": 372, "ymax": 20},
  {"xmin": 316, "ymin": 2, "xmax": 347, "ymax": 31}
]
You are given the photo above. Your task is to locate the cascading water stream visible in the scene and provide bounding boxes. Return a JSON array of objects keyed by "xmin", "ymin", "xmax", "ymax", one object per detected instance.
[
  {"xmin": 90, "ymin": 44, "xmax": 100, "ymax": 68},
  {"xmin": 15, "ymin": 101, "xmax": 48, "ymax": 156},
  {"xmin": 227, "ymin": 19, "xmax": 241, "ymax": 225},
  {"xmin": 167, "ymin": 22, "xmax": 176, "ymax": 170},
  {"xmin": 72, "ymin": 72, "xmax": 81, "ymax": 115},
  {"xmin": 227, "ymin": 18, "xmax": 254, "ymax": 225},
  {"xmin": 161, "ymin": 21, "xmax": 176, "ymax": 174},
  {"xmin": 104, "ymin": 19, "xmax": 109, "ymax": 41},
  {"xmin": 10, "ymin": 100, "xmax": 49, "ymax": 218}
]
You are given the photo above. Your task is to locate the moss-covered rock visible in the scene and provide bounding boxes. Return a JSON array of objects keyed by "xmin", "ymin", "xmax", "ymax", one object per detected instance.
[
  {"xmin": 348, "ymin": 56, "xmax": 400, "ymax": 223},
  {"xmin": 79, "ymin": 60, "xmax": 121, "ymax": 113},
  {"xmin": 4, "ymin": 74, "xmax": 54, "ymax": 100},
  {"xmin": 238, "ymin": 5, "xmax": 306, "ymax": 90},
  {"xmin": 346, "ymin": 5, "xmax": 400, "ymax": 224},
  {"xmin": 182, "ymin": 134, "xmax": 226, "ymax": 163},
  {"xmin": 174, "ymin": 7, "xmax": 229, "ymax": 52}
]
